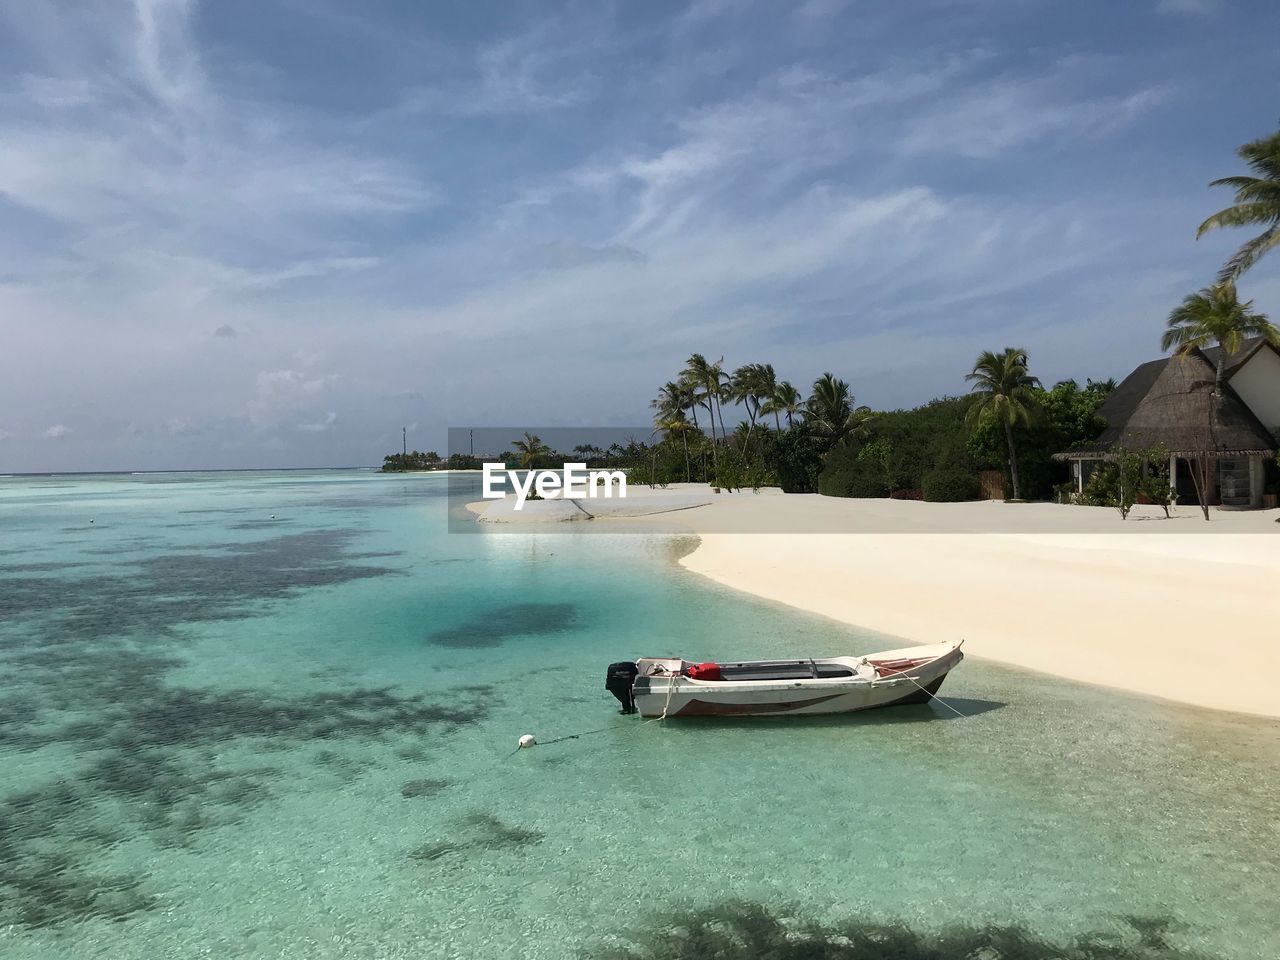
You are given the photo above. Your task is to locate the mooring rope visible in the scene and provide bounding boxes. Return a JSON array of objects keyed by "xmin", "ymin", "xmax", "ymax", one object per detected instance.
[
  {"xmin": 538, "ymin": 727, "xmax": 608, "ymax": 745},
  {"xmin": 869, "ymin": 652, "xmax": 968, "ymax": 720},
  {"xmin": 639, "ymin": 672, "xmax": 679, "ymax": 724}
]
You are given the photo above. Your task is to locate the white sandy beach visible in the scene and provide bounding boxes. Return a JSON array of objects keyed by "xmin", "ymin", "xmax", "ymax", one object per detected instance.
[{"xmin": 469, "ymin": 485, "xmax": 1280, "ymax": 718}]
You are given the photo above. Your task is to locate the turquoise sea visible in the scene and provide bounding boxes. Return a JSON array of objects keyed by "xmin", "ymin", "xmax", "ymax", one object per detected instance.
[{"xmin": 1, "ymin": 470, "xmax": 1277, "ymax": 960}]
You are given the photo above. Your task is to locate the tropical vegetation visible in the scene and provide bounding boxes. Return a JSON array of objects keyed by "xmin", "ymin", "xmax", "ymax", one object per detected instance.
[
  {"xmin": 1198, "ymin": 127, "xmax": 1280, "ymax": 283},
  {"xmin": 640, "ymin": 347, "xmax": 1114, "ymax": 502},
  {"xmin": 645, "ymin": 355, "xmax": 881, "ymax": 494},
  {"xmin": 382, "ymin": 450, "xmax": 459, "ymax": 471},
  {"xmin": 1155, "ymin": 127, "xmax": 1280, "ymax": 518},
  {"xmin": 385, "ymin": 127, "xmax": 1280, "ymax": 507},
  {"xmin": 963, "ymin": 348, "xmax": 1040, "ymax": 501},
  {"xmin": 1161, "ymin": 283, "xmax": 1278, "ymax": 393}
]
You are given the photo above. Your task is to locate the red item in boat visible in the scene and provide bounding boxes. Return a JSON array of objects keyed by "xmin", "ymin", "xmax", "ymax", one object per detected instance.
[{"xmin": 687, "ymin": 662, "xmax": 722, "ymax": 681}]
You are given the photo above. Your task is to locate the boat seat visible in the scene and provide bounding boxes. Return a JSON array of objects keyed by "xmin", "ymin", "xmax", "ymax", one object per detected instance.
[{"xmin": 713, "ymin": 662, "xmax": 855, "ymax": 682}]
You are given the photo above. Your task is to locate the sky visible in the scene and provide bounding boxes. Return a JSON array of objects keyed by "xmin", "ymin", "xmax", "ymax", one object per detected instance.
[{"xmin": 1, "ymin": 0, "xmax": 1278, "ymax": 471}]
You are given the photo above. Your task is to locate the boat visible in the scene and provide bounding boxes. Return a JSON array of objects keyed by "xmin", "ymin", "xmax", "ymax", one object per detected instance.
[{"xmin": 604, "ymin": 640, "xmax": 963, "ymax": 718}]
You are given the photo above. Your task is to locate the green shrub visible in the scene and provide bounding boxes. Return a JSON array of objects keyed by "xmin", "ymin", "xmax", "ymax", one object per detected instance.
[
  {"xmin": 1081, "ymin": 462, "xmax": 1119, "ymax": 507},
  {"xmin": 713, "ymin": 448, "xmax": 746, "ymax": 492},
  {"xmin": 1083, "ymin": 446, "xmax": 1174, "ymax": 518},
  {"xmin": 817, "ymin": 439, "xmax": 888, "ymax": 497},
  {"xmin": 818, "ymin": 397, "xmax": 979, "ymax": 498},
  {"xmin": 967, "ymin": 378, "xmax": 1113, "ymax": 500},
  {"xmin": 1138, "ymin": 447, "xmax": 1174, "ymax": 518},
  {"xmin": 847, "ymin": 470, "xmax": 890, "ymax": 498},
  {"xmin": 743, "ymin": 461, "xmax": 776, "ymax": 493},
  {"xmin": 765, "ymin": 425, "xmax": 825, "ymax": 493},
  {"xmin": 922, "ymin": 468, "xmax": 981, "ymax": 502},
  {"xmin": 815, "ymin": 445, "xmax": 855, "ymax": 496}
]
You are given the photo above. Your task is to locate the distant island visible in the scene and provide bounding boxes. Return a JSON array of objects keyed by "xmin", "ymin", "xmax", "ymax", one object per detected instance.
[
  {"xmin": 381, "ymin": 435, "xmax": 665, "ymax": 476},
  {"xmin": 381, "ymin": 451, "xmax": 481, "ymax": 472}
]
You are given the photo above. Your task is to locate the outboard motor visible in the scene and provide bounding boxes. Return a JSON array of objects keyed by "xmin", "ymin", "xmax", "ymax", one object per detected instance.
[{"xmin": 605, "ymin": 661, "xmax": 640, "ymax": 714}]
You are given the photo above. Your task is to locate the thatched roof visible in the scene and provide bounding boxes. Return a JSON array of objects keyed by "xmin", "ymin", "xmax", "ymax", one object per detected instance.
[
  {"xmin": 1056, "ymin": 347, "xmax": 1278, "ymax": 459},
  {"xmin": 1201, "ymin": 336, "xmax": 1280, "ymax": 381}
]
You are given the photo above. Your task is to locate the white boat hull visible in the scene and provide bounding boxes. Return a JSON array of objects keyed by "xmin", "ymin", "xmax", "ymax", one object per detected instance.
[{"xmin": 630, "ymin": 641, "xmax": 963, "ymax": 719}]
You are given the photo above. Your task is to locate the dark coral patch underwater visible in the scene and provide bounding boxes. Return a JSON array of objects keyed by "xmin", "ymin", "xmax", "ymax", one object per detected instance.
[
  {"xmin": 0, "ymin": 521, "xmax": 490, "ymax": 932},
  {"xmin": 401, "ymin": 777, "xmax": 453, "ymax": 798},
  {"xmin": 426, "ymin": 602, "xmax": 578, "ymax": 648},
  {"xmin": 409, "ymin": 812, "xmax": 544, "ymax": 862},
  {"xmin": 1, "ymin": 529, "xmax": 397, "ymax": 634},
  {"xmin": 0, "ymin": 678, "xmax": 493, "ymax": 930},
  {"xmin": 586, "ymin": 902, "xmax": 1211, "ymax": 960}
]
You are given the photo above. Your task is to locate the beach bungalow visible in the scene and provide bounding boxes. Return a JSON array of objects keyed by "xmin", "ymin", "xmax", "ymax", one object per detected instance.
[{"xmin": 1057, "ymin": 338, "xmax": 1280, "ymax": 508}]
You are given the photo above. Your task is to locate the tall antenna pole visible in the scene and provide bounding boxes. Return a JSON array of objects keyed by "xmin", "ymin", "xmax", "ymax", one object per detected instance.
[
  {"xmin": 402, "ymin": 426, "xmax": 406, "ymax": 456},
  {"xmin": 469, "ymin": 429, "xmax": 474, "ymax": 456}
]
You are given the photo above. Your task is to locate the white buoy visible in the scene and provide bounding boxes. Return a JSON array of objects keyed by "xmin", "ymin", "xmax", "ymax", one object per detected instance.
[
  {"xmin": 517, "ymin": 734, "xmax": 536, "ymax": 749},
  {"xmin": 89, "ymin": 519, "xmax": 95, "ymax": 524},
  {"xmin": 270, "ymin": 515, "xmax": 276, "ymax": 519}
]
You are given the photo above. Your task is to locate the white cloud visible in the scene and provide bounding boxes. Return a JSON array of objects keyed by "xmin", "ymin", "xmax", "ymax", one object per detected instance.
[
  {"xmin": 248, "ymin": 368, "xmax": 339, "ymax": 428},
  {"xmin": 0, "ymin": 1, "xmax": 1247, "ymax": 472},
  {"xmin": 382, "ymin": 18, "xmax": 597, "ymax": 118},
  {"xmin": 898, "ymin": 76, "xmax": 1168, "ymax": 159},
  {"xmin": 44, "ymin": 424, "xmax": 70, "ymax": 438},
  {"xmin": 0, "ymin": 0, "xmax": 428, "ymax": 304},
  {"xmin": 297, "ymin": 411, "xmax": 338, "ymax": 433}
]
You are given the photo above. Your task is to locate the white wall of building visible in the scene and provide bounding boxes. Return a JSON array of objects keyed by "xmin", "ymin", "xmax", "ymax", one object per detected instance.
[{"xmin": 1230, "ymin": 345, "xmax": 1280, "ymax": 431}]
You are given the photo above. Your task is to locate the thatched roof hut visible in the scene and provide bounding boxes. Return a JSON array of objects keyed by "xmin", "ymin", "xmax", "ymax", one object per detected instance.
[{"xmin": 1057, "ymin": 347, "xmax": 1277, "ymax": 459}]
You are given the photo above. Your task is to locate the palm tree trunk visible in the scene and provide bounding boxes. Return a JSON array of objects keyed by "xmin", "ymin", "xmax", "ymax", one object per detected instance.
[
  {"xmin": 1188, "ymin": 454, "xmax": 1212, "ymax": 521},
  {"xmin": 681, "ymin": 430, "xmax": 690, "ymax": 482},
  {"xmin": 703, "ymin": 394, "xmax": 719, "ymax": 471},
  {"xmin": 1004, "ymin": 420, "xmax": 1021, "ymax": 500},
  {"xmin": 742, "ymin": 398, "xmax": 758, "ymax": 456},
  {"xmin": 773, "ymin": 410, "xmax": 781, "ymax": 430},
  {"xmin": 1201, "ymin": 346, "xmax": 1225, "ymax": 519}
]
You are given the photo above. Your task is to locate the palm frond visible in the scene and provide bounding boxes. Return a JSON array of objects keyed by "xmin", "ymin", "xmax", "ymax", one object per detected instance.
[
  {"xmin": 965, "ymin": 347, "xmax": 1038, "ymax": 428},
  {"xmin": 1163, "ymin": 283, "xmax": 1272, "ymax": 361},
  {"xmin": 1215, "ymin": 225, "xmax": 1280, "ymax": 283},
  {"xmin": 1207, "ymin": 176, "xmax": 1280, "ymax": 204},
  {"xmin": 1199, "ymin": 128, "xmax": 1280, "ymax": 279},
  {"xmin": 1196, "ymin": 202, "xmax": 1280, "ymax": 236}
]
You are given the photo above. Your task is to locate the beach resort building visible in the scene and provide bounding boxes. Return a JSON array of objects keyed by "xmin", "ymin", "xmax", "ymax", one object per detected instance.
[{"xmin": 1058, "ymin": 338, "xmax": 1280, "ymax": 508}]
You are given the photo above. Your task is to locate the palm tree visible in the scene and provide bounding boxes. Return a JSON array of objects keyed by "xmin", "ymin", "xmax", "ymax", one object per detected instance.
[
  {"xmin": 711, "ymin": 360, "xmax": 730, "ymax": 441},
  {"xmin": 1197, "ymin": 128, "xmax": 1280, "ymax": 283},
  {"xmin": 1161, "ymin": 283, "xmax": 1278, "ymax": 394},
  {"xmin": 803, "ymin": 373, "xmax": 872, "ymax": 446},
  {"xmin": 729, "ymin": 365, "xmax": 760, "ymax": 431},
  {"xmin": 511, "ymin": 432, "xmax": 551, "ymax": 469},
  {"xmin": 762, "ymin": 381, "xmax": 803, "ymax": 429},
  {"xmin": 756, "ymin": 364, "xmax": 778, "ymax": 422},
  {"xmin": 732, "ymin": 420, "xmax": 772, "ymax": 462},
  {"xmin": 1161, "ymin": 284, "xmax": 1277, "ymax": 521},
  {"xmin": 965, "ymin": 349, "xmax": 1040, "ymax": 501},
  {"xmin": 652, "ymin": 382, "xmax": 694, "ymax": 481},
  {"xmin": 729, "ymin": 363, "xmax": 777, "ymax": 450},
  {"xmin": 651, "ymin": 381, "xmax": 687, "ymax": 423},
  {"xmin": 683, "ymin": 354, "xmax": 728, "ymax": 469}
]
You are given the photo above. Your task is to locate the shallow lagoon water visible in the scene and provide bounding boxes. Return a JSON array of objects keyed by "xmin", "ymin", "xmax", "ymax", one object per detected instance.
[{"xmin": 1, "ymin": 471, "xmax": 1277, "ymax": 959}]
